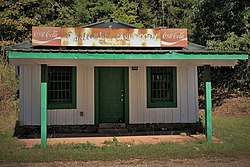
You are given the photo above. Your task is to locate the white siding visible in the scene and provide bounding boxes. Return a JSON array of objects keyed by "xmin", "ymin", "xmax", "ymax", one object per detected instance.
[
  {"xmin": 19, "ymin": 65, "xmax": 41, "ymax": 125},
  {"xmin": 19, "ymin": 60, "xmax": 198, "ymax": 125},
  {"xmin": 179, "ymin": 66, "xmax": 188, "ymax": 123},
  {"xmin": 19, "ymin": 66, "xmax": 24, "ymax": 125}
]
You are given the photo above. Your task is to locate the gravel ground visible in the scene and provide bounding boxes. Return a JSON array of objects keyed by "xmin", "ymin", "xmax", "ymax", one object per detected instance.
[{"xmin": 1, "ymin": 156, "xmax": 250, "ymax": 167}]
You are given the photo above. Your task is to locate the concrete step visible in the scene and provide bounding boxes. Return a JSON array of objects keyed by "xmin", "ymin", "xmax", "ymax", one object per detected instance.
[
  {"xmin": 99, "ymin": 123, "xmax": 126, "ymax": 129},
  {"xmin": 98, "ymin": 128, "xmax": 129, "ymax": 135}
]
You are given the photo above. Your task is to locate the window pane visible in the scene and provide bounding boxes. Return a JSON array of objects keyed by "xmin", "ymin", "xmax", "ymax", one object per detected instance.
[
  {"xmin": 150, "ymin": 67, "xmax": 174, "ymax": 103},
  {"xmin": 48, "ymin": 66, "xmax": 73, "ymax": 105}
]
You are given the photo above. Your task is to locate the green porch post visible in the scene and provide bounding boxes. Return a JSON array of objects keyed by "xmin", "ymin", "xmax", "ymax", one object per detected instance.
[
  {"xmin": 41, "ymin": 83, "xmax": 47, "ymax": 148},
  {"xmin": 41, "ymin": 65, "xmax": 47, "ymax": 148},
  {"xmin": 204, "ymin": 65, "xmax": 212, "ymax": 142}
]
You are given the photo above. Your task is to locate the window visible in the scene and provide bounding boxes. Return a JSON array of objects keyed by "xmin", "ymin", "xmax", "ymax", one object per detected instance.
[
  {"xmin": 42, "ymin": 65, "xmax": 76, "ymax": 109},
  {"xmin": 147, "ymin": 67, "xmax": 177, "ymax": 108}
]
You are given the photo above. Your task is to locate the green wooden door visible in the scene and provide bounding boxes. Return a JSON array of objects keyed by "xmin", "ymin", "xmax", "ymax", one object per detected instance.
[{"xmin": 95, "ymin": 67, "xmax": 128, "ymax": 123}]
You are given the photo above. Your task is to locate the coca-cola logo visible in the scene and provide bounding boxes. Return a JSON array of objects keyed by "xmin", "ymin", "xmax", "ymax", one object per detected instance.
[
  {"xmin": 162, "ymin": 32, "xmax": 185, "ymax": 39},
  {"xmin": 34, "ymin": 30, "xmax": 58, "ymax": 38}
]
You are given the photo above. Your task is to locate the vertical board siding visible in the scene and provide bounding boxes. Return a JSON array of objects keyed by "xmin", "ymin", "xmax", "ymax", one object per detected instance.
[
  {"xmin": 48, "ymin": 109, "xmax": 76, "ymax": 125},
  {"xmin": 187, "ymin": 66, "xmax": 198, "ymax": 123},
  {"xmin": 86, "ymin": 66, "xmax": 94, "ymax": 124},
  {"xmin": 31, "ymin": 65, "xmax": 41, "ymax": 125},
  {"xmin": 180, "ymin": 66, "xmax": 189, "ymax": 123},
  {"xmin": 65, "ymin": 110, "xmax": 74, "ymax": 125},
  {"xmin": 188, "ymin": 66, "xmax": 199, "ymax": 123},
  {"xmin": 129, "ymin": 69, "xmax": 137, "ymax": 123},
  {"xmin": 76, "ymin": 65, "xmax": 85, "ymax": 125},
  {"xmin": 21, "ymin": 65, "xmax": 41, "ymax": 125},
  {"xmin": 57, "ymin": 109, "xmax": 66, "ymax": 125},
  {"xmin": 20, "ymin": 60, "xmax": 198, "ymax": 125},
  {"xmin": 172, "ymin": 68, "xmax": 181, "ymax": 123},
  {"xmin": 23, "ymin": 65, "xmax": 32, "ymax": 124},
  {"xmin": 140, "ymin": 66, "xmax": 148, "ymax": 123},
  {"xmin": 194, "ymin": 67, "xmax": 199, "ymax": 122},
  {"xmin": 19, "ymin": 66, "xmax": 24, "ymax": 125},
  {"xmin": 158, "ymin": 109, "xmax": 166, "ymax": 123}
]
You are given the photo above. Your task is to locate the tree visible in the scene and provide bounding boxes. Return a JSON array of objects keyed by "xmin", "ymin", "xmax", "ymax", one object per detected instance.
[
  {"xmin": 111, "ymin": 0, "xmax": 143, "ymax": 27},
  {"xmin": 148, "ymin": 0, "xmax": 195, "ymax": 28},
  {"xmin": 207, "ymin": 32, "xmax": 250, "ymax": 51},
  {"xmin": 38, "ymin": 0, "xmax": 77, "ymax": 27},
  {"xmin": 0, "ymin": 0, "xmax": 41, "ymax": 45},
  {"xmin": 74, "ymin": 0, "xmax": 115, "ymax": 25},
  {"xmin": 206, "ymin": 32, "xmax": 250, "ymax": 97},
  {"xmin": 135, "ymin": 0, "xmax": 154, "ymax": 28},
  {"xmin": 0, "ymin": 0, "xmax": 77, "ymax": 46},
  {"xmin": 0, "ymin": 48, "xmax": 18, "ymax": 116},
  {"xmin": 191, "ymin": 0, "xmax": 250, "ymax": 45}
]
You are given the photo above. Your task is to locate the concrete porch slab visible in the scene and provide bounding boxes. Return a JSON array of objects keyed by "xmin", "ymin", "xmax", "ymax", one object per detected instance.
[{"xmin": 18, "ymin": 135, "xmax": 221, "ymax": 148}]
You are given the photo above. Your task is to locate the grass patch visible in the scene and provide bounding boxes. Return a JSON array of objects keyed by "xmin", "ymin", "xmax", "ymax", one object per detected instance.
[{"xmin": 0, "ymin": 114, "xmax": 250, "ymax": 163}]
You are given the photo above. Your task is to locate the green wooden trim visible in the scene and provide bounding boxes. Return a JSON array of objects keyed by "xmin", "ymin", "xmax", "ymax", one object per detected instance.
[
  {"xmin": 172, "ymin": 67, "xmax": 177, "ymax": 107},
  {"xmin": 72, "ymin": 67, "xmax": 77, "ymax": 108},
  {"xmin": 41, "ymin": 64, "xmax": 48, "ymax": 83},
  {"xmin": 147, "ymin": 67, "xmax": 151, "ymax": 108},
  {"xmin": 147, "ymin": 67, "xmax": 177, "ymax": 108},
  {"xmin": 41, "ymin": 82, "xmax": 47, "ymax": 149},
  {"xmin": 94, "ymin": 68, "xmax": 99, "ymax": 125},
  {"xmin": 8, "ymin": 51, "xmax": 248, "ymax": 60},
  {"xmin": 124, "ymin": 67, "xmax": 129, "ymax": 124},
  {"xmin": 41, "ymin": 66, "xmax": 77, "ymax": 109},
  {"xmin": 204, "ymin": 65, "xmax": 212, "ymax": 143}
]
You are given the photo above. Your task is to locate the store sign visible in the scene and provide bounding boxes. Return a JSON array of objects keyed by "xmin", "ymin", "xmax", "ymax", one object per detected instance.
[
  {"xmin": 32, "ymin": 27, "xmax": 187, "ymax": 47},
  {"xmin": 61, "ymin": 28, "xmax": 161, "ymax": 47},
  {"xmin": 161, "ymin": 29, "xmax": 188, "ymax": 47},
  {"xmin": 32, "ymin": 27, "xmax": 61, "ymax": 46}
]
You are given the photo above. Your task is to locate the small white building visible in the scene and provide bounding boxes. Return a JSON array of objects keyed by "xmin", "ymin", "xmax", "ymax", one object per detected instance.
[{"xmin": 8, "ymin": 20, "xmax": 248, "ymax": 140}]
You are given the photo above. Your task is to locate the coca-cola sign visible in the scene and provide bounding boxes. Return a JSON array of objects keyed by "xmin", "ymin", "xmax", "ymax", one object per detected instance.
[
  {"xmin": 32, "ymin": 27, "xmax": 61, "ymax": 46},
  {"xmin": 32, "ymin": 26, "xmax": 188, "ymax": 47},
  {"xmin": 161, "ymin": 29, "xmax": 188, "ymax": 47}
]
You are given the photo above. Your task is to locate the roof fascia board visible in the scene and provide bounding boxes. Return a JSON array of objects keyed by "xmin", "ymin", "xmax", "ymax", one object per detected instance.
[{"xmin": 8, "ymin": 51, "xmax": 248, "ymax": 60}]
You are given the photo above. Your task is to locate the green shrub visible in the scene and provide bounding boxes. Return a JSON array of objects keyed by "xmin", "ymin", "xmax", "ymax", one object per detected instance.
[{"xmin": 0, "ymin": 54, "xmax": 18, "ymax": 117}]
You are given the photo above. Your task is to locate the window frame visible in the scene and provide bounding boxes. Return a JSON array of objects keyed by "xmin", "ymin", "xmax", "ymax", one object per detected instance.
[
  {"xmin": 41, "ymin": 65, "xmax": 77, "ymax": 109},
  {"xmin": 147, "ymin": 66, "xmax": 177, "ymax": 108}
]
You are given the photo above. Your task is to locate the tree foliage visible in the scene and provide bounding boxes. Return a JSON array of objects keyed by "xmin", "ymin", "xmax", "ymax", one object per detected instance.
[
  {"xmin": 191, "ymin": 0, "xmax": 250, "ymax": 45},
  {"xmin": 0, "ymin": 0, "xmax": 77, "ymax": 45},
  {"xmin": 0, "ymin": 48, "xmax": 18, "ymax": 116},
  {"xmin": 111, "ymin": 0, "xmax": 143, "ymax": 27},
  {"xmin": 207, "ymin": 32, "xmax": 250, "ymax": 52},
  {"xmin": 134, "ymin": 0, "xmax": 153, "ymax": 28},
  {"xmin": 147, "ymin": 0, "xmax": 195, "ymax": 29},
  {"xmin": 39, "ymin": 0, "xmax": 77, "ymax": 27},
  {"xmin": 0, "ymin": 0, "xmax": 41, "ymax": 45},
  {"xmin": 74, "ymin": 0, "xmax": 116, "ymax": 25},
  {"xmin": 203, "ymin": 2, "xmax": 250, "ymax": 98}
]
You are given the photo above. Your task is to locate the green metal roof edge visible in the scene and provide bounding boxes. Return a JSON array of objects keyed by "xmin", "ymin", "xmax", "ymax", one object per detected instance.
[{"xmin": 8, "ymin": 51, "xmax": 248, "ymax": 60}]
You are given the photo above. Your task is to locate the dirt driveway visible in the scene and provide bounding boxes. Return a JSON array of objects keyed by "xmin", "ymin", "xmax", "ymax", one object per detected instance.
[{"xmin": 1, "ymin": 156, "xmax": 250, "ymax": 167}]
